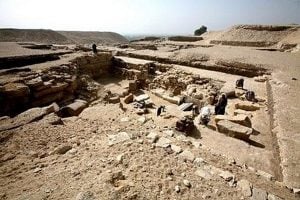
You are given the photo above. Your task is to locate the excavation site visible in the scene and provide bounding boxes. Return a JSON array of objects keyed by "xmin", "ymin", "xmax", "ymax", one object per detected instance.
[{"xmin": 0, "ymin": 2, "xmax": 300, "ymax": 199}]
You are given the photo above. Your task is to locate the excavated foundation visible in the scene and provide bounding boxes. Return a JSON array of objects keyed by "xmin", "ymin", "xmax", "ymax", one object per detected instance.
[{"xmin": 0, "ymin": 52, "xmax": 112, "ymax": 116}]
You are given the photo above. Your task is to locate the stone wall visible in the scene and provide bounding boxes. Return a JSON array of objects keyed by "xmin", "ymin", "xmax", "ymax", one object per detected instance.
[
  {"xmin": 72, "ymin": 52, "xmax": 112, "ymax": 79},
  {"xmin": 0, "ymin": 52, "xmax": 113, "ymax": 116}
]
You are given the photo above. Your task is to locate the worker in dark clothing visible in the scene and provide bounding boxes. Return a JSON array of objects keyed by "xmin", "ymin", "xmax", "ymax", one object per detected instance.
[
  {"xmin": 179, "ymin": 96, "xmax": 186, "ymax": 105},
  {"xmin": 245, "ymin": 90, "xmax": 256, "ymax": 102},
  {"xmin": 157, "ymin": 105, "xmax": 166, "ymax": 116},
  {"xmin": 148, "ymin": 63, "xmax": 156, "ymax": 75},
  {"xmin": 236, "ymin": 78, "xmax": 244, "ymax": 89},
  {"xmin": 92, "ymin": 44, "xmax": 97, "ymax": 54},
  {"xmin": 215, "ymin": 94, "xmax": 227, "ymax": 115}
]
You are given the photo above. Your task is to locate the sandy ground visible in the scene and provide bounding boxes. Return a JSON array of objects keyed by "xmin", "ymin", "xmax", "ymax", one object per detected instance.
[
  {"xmin": 107, "ymin": 42, "xmax": 300, "ymax": 189},
  {"xmin": 0, "ymin": 38, "xmax": 300, "ymax": 199},
  {"xmin": 0, "ymin": 82, "xmax": 296, "ymax": 199}
]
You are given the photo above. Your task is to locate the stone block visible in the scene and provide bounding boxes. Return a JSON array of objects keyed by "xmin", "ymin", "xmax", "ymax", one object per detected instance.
[
  {"xmin": 195, "ymin": 169, "xmax": 212, "ymax": 180},
  {"xmin": 216, "ymin": 120, "xmax": 252, "ymax": 140},
  {"xmin": 108, "ymin": 132, "xmax": 131, "ymax": 146},
  {"xmin": 171, "ymin": 144, "xmax": 182, "ymax": 154},
  {"xmin": 215, "ymin": 114, "xmax": 252, "ymax": 128},
  {"xmin": 234, "ymin": 109, "xmax": 253, "ymax": 118},
  {"xmin": 178, "ymin": 103, "xmax": 193, "ymax": 111},
  {"xmin": 2, "ymin": 83, "xmax": 30, "ymax": 97},
  {"xmin": 134, "ymin": 94, "xmax": 150, "ymax": 102},
  {"xmin": 254, "ymin": 76, "xmax": 267, "ymax": 82},
  {"xmin": 235, "ymin": 101, "xmax": 260, "ymax": 111},
  {"xmin": 156, "ymin": 137, "xmax": 171, "ymax": 148},
  {"xmin": 129, "ymin": 80, "xmax": 137, "ymax": 92},
  {"xmin": 34, "ymin": 82, "xmax": 68, "ymax": 98},
  {"xmin": 220, "ymin": 85, "xmax": 235, "ymax": 98},
  {"xmin": 43, "ymin": 102, "xmax": 60, "ymax": 114},
  {"xmin": 124, "ymin": 93, "xmax": 134, "ymax": 104},
  {"xmin": 152, "ymin": 88, "xmax": 180, "ymax": 104},
  {"xmin": 219, "ymin": 170, "xmax": 234, "ymax": 181},
  {"xmin": 60, "ymin": 99, "xmax": 87, "ymax": 117},
  {"xmin": 237, "ymin": 179, "xmax": 252, "ymax": 197},
  {"xmin": 146, "ymin": 132, "xmax": 159, "ymax": 143},
  {"xmin": 179, "ymin": 150, "xmax": 195, "ymax": 162},
  {"xmin": 109, "ymin": 96, "xmax": 120, "ymax": 104},
  {"xmin": 251, "ymin": 188, "xmax": 268, "ymax": 200},
  {"xmin": 40, "ymin": 113, "xmax": 63, "ymax": 125}
]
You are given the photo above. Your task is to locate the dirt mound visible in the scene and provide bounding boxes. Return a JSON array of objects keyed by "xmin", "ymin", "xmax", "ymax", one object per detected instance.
[
  {"xmin": 58, "ymin": 31, "xmax": 129, "ymax": 44},
  {"xmin": 208, "ymin": 25, "xmax": 300, "ymax": 47},
  {"xmin": 0, "ymin": 29, "xmax": 70, "ymax": 44},
  {"xmin": 0, "ymin": 29, "xmax": 129, "ymax": 44}
]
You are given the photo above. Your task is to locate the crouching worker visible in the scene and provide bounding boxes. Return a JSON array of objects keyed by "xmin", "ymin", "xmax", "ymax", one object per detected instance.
[
  {"xmin": 157, "ymin": 105, "xmax": 166, "ymax": 116},
  {"xmin": 199, "ymin": 106, "xmax": 211, "ymax": 125},
  {"xmin": 236, "ymin": 78, "xmax": 244, "ymax": 89},
  {"xmin": 245, "ymin": 90, "xmax": 256, "ymax": 102},
  {"xmin": 215, "ymin": 93, "xmax": 227, "ymax": 115}
]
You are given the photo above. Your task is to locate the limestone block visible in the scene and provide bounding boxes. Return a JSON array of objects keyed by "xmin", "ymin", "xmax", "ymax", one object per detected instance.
[
  {"xmin": 109, "ymin": 96, "xmax": 120, "ymax": 104},
  {"xmin": 2, "ymin": 83, "xmax": 30, "ymax": 97},
  {"xmin": 124, "ymin": 93, "xmax": 134, "ymax": 104},
  {"xmin": 235, "ymin": 101, "xmax": 260, "ymax": 111},
  {"xmin": 60, "ymin": 99, "xmax": 87, "ymax": 117},
  {"xmin": 34, "ymin": 82, "xmax": 68, "ymax": 98},
  {"xmin": 215, "ymin": 114, "xmax": 252, "ymax": 128},
  {"xmin": 216, "ymin": 120, "xmax": 252, "ymax": 140}
]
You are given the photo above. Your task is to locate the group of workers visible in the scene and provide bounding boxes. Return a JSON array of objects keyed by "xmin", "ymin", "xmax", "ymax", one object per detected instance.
[
  {"xmin": 198, "ymin": 78, "xmax": 256, "ymax": 125},
  {"xmin": 198, "ymin": 92, "xmax": 228, "ymax": 125}
]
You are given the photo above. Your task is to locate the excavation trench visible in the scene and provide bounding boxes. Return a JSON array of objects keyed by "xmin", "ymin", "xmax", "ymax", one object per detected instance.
[
  {"xmin": 0, "ymin": 51, "xmax": 72, "ymax": 69},
  {"xmin": 116, "ymin": 51, "xmax": 269, "ymax": 78},
  {"xmin": 0, "ymin": 52, "xmax": 286, "ymax": 185}
]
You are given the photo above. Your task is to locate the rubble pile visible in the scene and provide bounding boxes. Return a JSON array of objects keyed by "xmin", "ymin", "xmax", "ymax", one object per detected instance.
[{"xmin": 151, "ymin": 68, "xmax": 224, "ymax": 106}]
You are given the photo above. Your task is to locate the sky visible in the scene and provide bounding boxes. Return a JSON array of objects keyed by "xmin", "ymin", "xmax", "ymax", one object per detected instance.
[{"xmin": 0, "ymin": 0, "xmax": 299, "ymax": 35}]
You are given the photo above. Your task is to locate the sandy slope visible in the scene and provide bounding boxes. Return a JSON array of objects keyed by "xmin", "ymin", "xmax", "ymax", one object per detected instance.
[
  {"xmin": 58, "ymin": 31, "xmax": 128, "ymax": 44},
  {"xmin": 0, "ymin": 29, "xmax": 128, "ymax": 44}
]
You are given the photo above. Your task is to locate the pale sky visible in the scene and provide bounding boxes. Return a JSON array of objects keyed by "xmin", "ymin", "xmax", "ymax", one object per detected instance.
[{"xmin": 0, "ymin": 0, "xmax": 299, "ymax": 35}]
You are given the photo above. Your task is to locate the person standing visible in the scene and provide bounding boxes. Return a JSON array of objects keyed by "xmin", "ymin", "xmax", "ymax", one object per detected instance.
[{"xmin": 92, "ymin": 43, "xmax": 97, "ymax": 54}]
